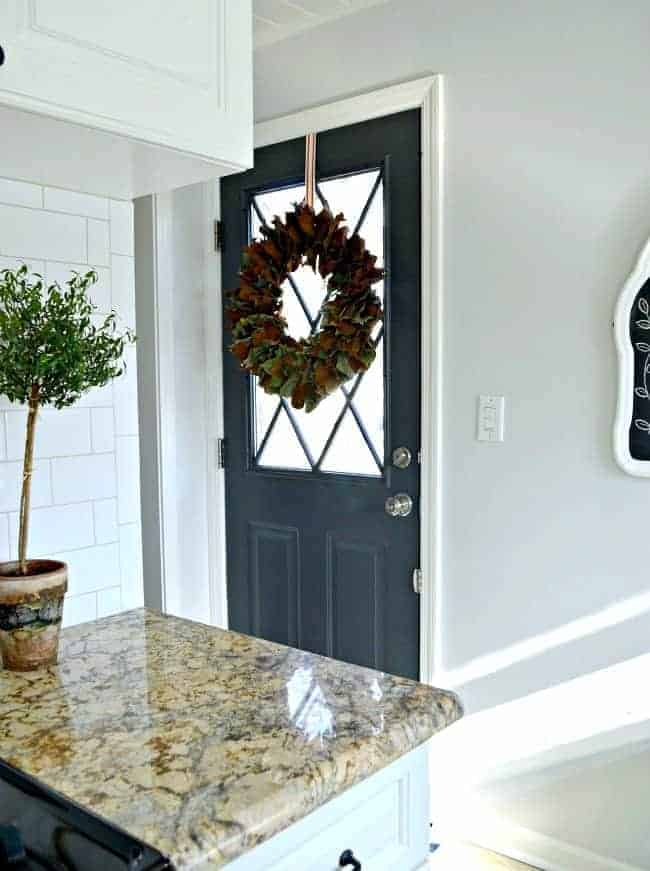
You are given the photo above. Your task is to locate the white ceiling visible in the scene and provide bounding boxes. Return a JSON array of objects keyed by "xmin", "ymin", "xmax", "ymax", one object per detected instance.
[{"xmin": 253, "ymin": 0, "xmax": 390, "ymax": 48}]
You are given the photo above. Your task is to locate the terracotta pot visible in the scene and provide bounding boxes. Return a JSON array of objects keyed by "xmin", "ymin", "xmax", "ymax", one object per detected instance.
[{"xmin": 0, "ymin": 560, "xmax": 67, "ymax": 671}]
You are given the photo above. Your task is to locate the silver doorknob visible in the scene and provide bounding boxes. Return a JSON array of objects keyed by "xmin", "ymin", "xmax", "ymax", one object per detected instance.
[
  {"xmin": 385, "ymin": 493, "xmax": 413, "ymax": 518},
  {"xmin": 391, "ymin": 446, "xmax": 412, "ymax": 469}
]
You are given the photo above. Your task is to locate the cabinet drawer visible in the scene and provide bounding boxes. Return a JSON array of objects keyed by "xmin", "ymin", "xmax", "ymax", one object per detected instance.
[{"xmin": 228, "ymin": 745, "xmax": 430, "ymax": 871}]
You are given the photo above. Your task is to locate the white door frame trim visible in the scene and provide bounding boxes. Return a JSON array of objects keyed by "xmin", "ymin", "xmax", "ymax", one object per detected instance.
[{"xmin": 211, "ymin": 75, "xmax": 444, "ymax": 683}]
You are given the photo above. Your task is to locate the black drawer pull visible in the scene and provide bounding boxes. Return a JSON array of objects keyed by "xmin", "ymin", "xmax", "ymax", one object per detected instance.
[
  {"xmin": 0, "ymin": 45, "xmax": 5, "ymax": 67},
  {"xmin": 339, "ymin": 849, "xmax": 361, "ymax": 870}
]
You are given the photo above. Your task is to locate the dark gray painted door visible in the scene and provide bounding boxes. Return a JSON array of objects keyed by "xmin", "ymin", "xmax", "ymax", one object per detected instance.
[{"xmin": 221, "ymin": 110, "xmax": 421, "ymax": 679}]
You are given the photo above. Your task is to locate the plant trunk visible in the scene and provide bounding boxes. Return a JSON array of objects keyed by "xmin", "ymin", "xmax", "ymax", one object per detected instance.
[{"xmin": 18, "ymin": 386, "xmax": 40, "ymax": 576}]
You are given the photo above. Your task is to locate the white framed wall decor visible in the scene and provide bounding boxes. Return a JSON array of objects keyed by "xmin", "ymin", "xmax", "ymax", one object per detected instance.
[{"xmin": 614, "ymin": 236, "xmax": 650, "ymax": 477}]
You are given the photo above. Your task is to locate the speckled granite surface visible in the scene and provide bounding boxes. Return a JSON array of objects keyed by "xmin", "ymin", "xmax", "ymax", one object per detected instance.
[{"xmin": 0, "ymin": 609, "xmax": 462, "ymax": 869}]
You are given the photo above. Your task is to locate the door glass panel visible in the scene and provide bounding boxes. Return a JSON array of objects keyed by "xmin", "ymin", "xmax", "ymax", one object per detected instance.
[
  {"xmin": 295, "ymin": 388, "xmax": 346, "ymax": 461},
  {"xmin": 318, "ymin": 170, "xmax": 380, "ymax": 233},
  {"xmin": 320, "ymin": 407, "xmax": 381, "ymax": 476},
  {"xmin": 254, "ymin": 184, "xmax": 306, "ymax": 232},
  {"xmin": 279, "ymin": 273, "xmax": 312, "ymax": 339},
  {"xmin": 349, "ymin": 337, "xmax": 385, "ymax": 459},
  {"xmin": 290, "ymin": 264, "xmax": 327, "ymax": 322},
  {"xmin": 257, "ymin": 403, "xmax": 311, "ymax": 470},
  {"xmin": 250, "ymin": 168, "xmax": 385, "ymax": 477},
  {"xmin": 254, "ymin": 390, "xmax": 281, "ymax": 458}
]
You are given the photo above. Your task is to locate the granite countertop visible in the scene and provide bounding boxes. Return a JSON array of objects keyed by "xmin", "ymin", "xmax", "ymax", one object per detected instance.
[{"xmin": 0, "ymin": 609, "xmax": 462, "ymax": 869}]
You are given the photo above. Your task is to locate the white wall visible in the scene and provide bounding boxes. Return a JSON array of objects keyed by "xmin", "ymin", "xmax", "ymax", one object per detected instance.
[
  {"xmin": 482, "ymin": 741, "xmax": 650, "ymax": 869},
  {"xmin": 253, "ymin": 0, "xmax": 650, "ymax": 712},
  {"xmin": 0, "ymin": 178, "xmax": 143, "ymax": 625}
]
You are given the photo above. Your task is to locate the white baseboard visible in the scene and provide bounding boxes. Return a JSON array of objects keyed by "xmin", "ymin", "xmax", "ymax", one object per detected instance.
[{"xmin": 467, "ymin": 818, "xmax": 644, "ymax": 871}]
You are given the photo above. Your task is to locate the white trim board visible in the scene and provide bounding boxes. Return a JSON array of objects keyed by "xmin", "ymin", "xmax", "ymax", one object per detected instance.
[
  {"xmin": 202, "ymin": 181, "xmax": 229, "ymax": 628},
  {"xmin": 207, "ymin": 76, "xmax": 444, "ymax": 680},
  {"xmin": 255, "ymin": 75, "xmax": 440, "ymax": 147}
]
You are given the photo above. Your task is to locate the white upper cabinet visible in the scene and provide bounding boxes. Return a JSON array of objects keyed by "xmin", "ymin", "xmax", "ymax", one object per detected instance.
[{"xmin": 0, "ymin": 1, "xmax": 253, "ymax": 198}]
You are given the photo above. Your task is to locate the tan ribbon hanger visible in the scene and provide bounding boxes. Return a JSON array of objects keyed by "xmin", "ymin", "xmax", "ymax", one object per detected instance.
[{"xmin": 304, "ymin": 132, "xmax": 316, "ymax": 209}]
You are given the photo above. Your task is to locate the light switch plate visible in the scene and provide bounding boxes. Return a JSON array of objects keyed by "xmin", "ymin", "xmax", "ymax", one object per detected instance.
[{"xmin": 477, "ymin": 395, "xmax": 505, "ymax": 442}]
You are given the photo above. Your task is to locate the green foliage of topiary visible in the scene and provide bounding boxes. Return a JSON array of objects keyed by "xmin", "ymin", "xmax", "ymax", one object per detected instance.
[
  {"xmin": 0, "ymin": 265, "xmax": 133, "ymax": 408},
  {"xmin": 0, "ymin": 265, "xmax": 135, "ymax": 575}
]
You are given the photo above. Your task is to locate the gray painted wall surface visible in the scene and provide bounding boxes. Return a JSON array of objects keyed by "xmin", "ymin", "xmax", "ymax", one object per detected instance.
[{"xmin": 254, "ymin": 0, "xmax": 650, "ymax": 712}]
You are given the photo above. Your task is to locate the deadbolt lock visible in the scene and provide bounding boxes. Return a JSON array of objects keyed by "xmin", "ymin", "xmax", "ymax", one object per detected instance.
[{"xmin": 391, "ymin": 446, "xmax": 412, "ymax": 469}]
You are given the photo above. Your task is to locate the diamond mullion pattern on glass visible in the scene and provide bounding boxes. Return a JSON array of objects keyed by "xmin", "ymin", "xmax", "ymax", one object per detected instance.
[
  {"xmin": 341, "ymin": 384, "xmax": 383, "ymax": 473},
  {"xmin": 257, "ymin": 403, "xmax": 311, "ymax": 471},
  {"xmin": 314, "ymin": 373, "xmax": 365, "ymax": 470},
  {"xmin": 281, "ymin": 398, "xmax": 316, "ymax": 469},
  {"xmin": 318, "ymin": 170, "xmax": 380, "ymax": 234},
  {"xmin": 349, "ymin": 328, "xmax": 385, "ymax": 460},
  {"xmin": 250, "ymin": 196, "xmax": 268, "ymax": 237},
  {"xmin": 249, "ymin": 168, "xmax": 386, "ymax": 478},
  {"xmin": 254, "ymin": 396, "xmax": 283, "ymax": 463},
  {"xmin": 351, "ymin": 170, "xmax": 383, "ymax": 236}
]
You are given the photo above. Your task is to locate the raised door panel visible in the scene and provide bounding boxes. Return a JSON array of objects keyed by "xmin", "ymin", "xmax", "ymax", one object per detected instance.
[
  {"xmin": 0, "ymin": 1, "xmax": 252, "ymax": 167},
  {"xmin": 249, "ymin": 522, "xmax": 300, "ymax": 648},
  {"xmin": 326, "ymin": 534, "xmax": 386, "ymax": 670}
]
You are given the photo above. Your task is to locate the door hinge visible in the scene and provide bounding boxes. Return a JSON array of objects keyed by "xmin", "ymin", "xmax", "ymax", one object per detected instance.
[
  {"xmin": 214, "ymin": 219, "xmax": 224, "ymax": 252},
  {"xmin": 216, "ymin": 437, "xmax": 226, "ymax": 469},
  {"xmin": 412, "ymin": 567, "xmax": 423, "ymax": 595}
]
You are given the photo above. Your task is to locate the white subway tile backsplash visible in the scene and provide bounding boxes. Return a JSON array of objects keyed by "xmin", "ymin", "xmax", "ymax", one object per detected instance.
[
  {"xmin": 0, "ymin": 204, "xmax": 86, "ymax": 262},
  {"xmin": 90, "ymin": 266, "xmax": 112, "ymax": 311},
  {"xmin": 0, "ymin": 178, "xmax": 42, "ymax": 209},
  {"xmin": 109, "ymin": 200, "xmax": 134, "ymax": 256},
  {"xmin": 0, "ymin": 514, "xmax": 9, "ymax": 562},
  {"xmin": 44, "ymin": 188, "xmax": 109, "ymax": 220},
  {"xmin": 87, "ymin": 219, "xmax": 110, "ymax": 266},
  {"xmin": 52, "ymin": 453, "xmax": 116, "ymax": 504},
  {"xmin": 62, "ymin": 592, "xmax": 97, "ymax": 627},
  {"xmin": 97, "ymin": 585, "xmax": 122, "ymax": 618},
  {"xmin": 120, "ymin": 523, "xmax": 144, "ymax": 610},
  {"xmin": 111, "ymin": 254, "xmax": 136, "ymax": 328},
  {"xmin": 76, "ymin": 382, "xmax": 114, "ymax": 408},
  {"xmin": 114, "ymin": 347, "xmax": 139, "ymax": 436},
  {"xmin": 5, "ymin": 408, "xmax": 91, "ymax": 461},
  {"xmin": 0, "ymin": 177, "xmax": 140, "ymax": 626},
  {"xmin": 0, "ymin": 256, "xmax": 45, "ymax": 275},
  {"xmin": 91, "ymin": 407, "xmax": 115, "ymax": 453},
  {"xmin": 60, "ymin": 543, "xmax": 121, "ymax": 597},
  {"xmin": 0, "ymin": 460, "xmax": 51, "ymax": 513},
  {"xmin": 45, "ymin": 262, "xmax": 111, "ymax": 312},
  {"xmin": 93, "ymin": 498, "xmax": 118, "ymax": 544},
  {"xmin": 9, "ymin": 502, "xmax": 94, "ymax": 557},
  {"xmin": 116, "ymin": 436, "xmax": 140, "ymax": 524}
]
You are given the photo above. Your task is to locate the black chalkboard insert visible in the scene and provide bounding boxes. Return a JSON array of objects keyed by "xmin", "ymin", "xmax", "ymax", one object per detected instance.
[{"xmin": 628, "ymin": 275, "xmax": 650, "ymax": 460}]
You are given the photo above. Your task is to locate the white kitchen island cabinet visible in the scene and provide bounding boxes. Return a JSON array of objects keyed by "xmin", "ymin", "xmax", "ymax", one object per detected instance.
[
  {"xmin": 226, "ymin": 744, "xmax": 431, "ymax": 871},
  {"xmin": 0, "ymin": 1, "xmax": 252, "ymax": 198}
]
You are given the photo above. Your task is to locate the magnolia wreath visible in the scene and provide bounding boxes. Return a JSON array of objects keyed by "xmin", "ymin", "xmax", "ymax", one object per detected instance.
[{"xmin": 227, "ymin": 202, "xmax": 384, "ymax": 412}]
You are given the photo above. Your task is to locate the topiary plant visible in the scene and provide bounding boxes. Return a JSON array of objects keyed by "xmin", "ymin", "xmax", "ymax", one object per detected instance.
[{"xmin": 0, "ymin": 265, "xmax": 135, "ymax": 576}]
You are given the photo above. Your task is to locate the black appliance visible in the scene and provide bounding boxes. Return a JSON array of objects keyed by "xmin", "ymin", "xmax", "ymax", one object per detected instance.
[{"xmin": 0, "ymin": 759, "xmax": 171, "ymax": 870}]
